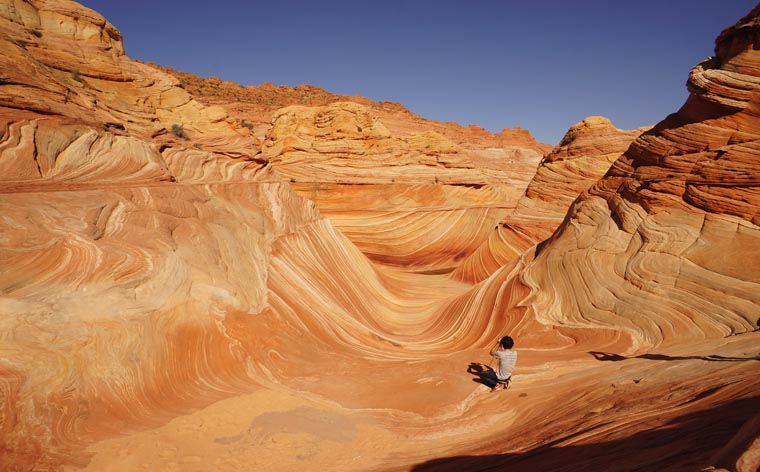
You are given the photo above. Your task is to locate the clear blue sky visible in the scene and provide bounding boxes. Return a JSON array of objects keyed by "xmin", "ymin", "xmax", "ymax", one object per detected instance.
[{"xmin": 79, "ymin": 0, "xmax": 757, "ymax": 145}]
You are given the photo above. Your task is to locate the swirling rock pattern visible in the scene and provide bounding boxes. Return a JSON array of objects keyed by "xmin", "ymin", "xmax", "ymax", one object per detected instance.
[
  {"xmin": 260, "ymin": 102, "xmax": 540, "ymax": 269},
  {"xmin": 1, "ymin": 2, "xmax": 759, "ymax": 472},
  {"xmin": 522, "ymin": 7, "xmax": 760, "ymax": 348},
  {"xmin": 514, "ymin": 11, "xmax": 760, "ymax": 469},
  {"xmin": 453, "ymin": 116, "xmax": 645, "ymax": 283},
  {"xmin": 521, "ymin": 116, "xmax": 648, "ymax": 221}
]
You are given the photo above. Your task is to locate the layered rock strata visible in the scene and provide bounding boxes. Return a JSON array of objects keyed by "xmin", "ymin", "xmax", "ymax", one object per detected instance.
[
  {"xmin": 260, "ymin": 101, "xmax": 541, "ymax": 269},
  {"xmin": 453, "ymin": 116, "xmax": 645, "ymax": 282},
  {"xmin": 152, "ymin": 62, "xmax": 552, "ymax": 155},
  {"xmin": 1, "ymin": 1, "xmax": 759, "ymax": 472},
  {"xmin": 521, "ymin": 7, "xmax": 760, "ymax": 350}
]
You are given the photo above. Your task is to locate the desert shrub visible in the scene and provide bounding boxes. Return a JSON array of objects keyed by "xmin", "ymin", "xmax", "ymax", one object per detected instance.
[
  {"xmin": 171, "ymin": 124, "xmax": 189, "ymax": 140},
  {"xmin": 559, "ymin": 131, "xmax": 577, "ymax": 147}
]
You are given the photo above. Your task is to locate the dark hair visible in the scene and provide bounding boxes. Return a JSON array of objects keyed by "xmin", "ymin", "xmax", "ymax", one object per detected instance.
[{"xmin": 500, "ymin": 336, "xmax": 514, "ymax": 349}]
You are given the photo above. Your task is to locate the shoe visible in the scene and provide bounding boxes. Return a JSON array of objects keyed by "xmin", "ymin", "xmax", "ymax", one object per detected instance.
[{"xmin": 491, "ymin": 382, "xmax": 505, "ymax": 392}]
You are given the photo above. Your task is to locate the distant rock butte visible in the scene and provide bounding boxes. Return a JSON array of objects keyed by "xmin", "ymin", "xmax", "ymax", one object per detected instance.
[
  {"xmin": 152, "ymin": 62, "xmax": 552, "ymax": 155},
  {"xmin": 1, "ymin": 2, "xmax": 759, "ymax": 472}
]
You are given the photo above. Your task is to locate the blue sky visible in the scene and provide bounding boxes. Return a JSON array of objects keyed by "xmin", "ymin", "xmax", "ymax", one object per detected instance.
[{"xmin": 79, "ymin": 1, "xmax": 757, "ymax": 145}]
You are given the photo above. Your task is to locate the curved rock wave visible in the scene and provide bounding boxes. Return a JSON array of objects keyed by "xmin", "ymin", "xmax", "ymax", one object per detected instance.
[
  {"xmin": 452, "ymin": 117, "xmax": 645, "ymax": 283},
  {"xmin": 2, "ymin": 2, "xmax": 760, "ymax": 471},
  {"xmin": 521, "ymin": 8, "xmax": 760, "ymax": 351}
]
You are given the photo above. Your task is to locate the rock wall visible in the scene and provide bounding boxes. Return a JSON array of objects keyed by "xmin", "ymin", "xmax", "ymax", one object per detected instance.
[
  {"xmin": 453, "ymin": 116, "xmax": 645, "ymax": 283},
  {"xmin": 521, "ymin": 6, "xmax": 760, "ymax": 352},
  {"xmin": 1, "ymin": 1, "xmax": 759, "ymax": 471}
]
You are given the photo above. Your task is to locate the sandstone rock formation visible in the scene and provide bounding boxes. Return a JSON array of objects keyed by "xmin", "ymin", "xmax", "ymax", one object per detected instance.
[
  {"xmin": 1, "ymin": 1, "xmax": 759, "ymax": 472},
  {"xmin": 511, "ymin": 10, "xmax": 760, "ymax": 469},
  {"xmin": 522, "ymin": 7, "xmax": 760, "ymax": 349},
  {"xmin": 257, "ymin": 101, "xmax": 542, "ymax": 269},
  {"xmin": 520, "ymin": 116, "xmax": 649, "ymax": 222},
  {"xmin": 0, "ymin": 0, "xmax": 263, "ymax": 191},
  {"xmin": 161, "ymin": 64, "xmax": 548, "ymax": 271},
  {"xmin": 153, "ymin": 62, "xmax": 552, "ymax": 156},
  {"xmin": 453, "ymin": 116, "xmax": 646, "ymax": 283}
]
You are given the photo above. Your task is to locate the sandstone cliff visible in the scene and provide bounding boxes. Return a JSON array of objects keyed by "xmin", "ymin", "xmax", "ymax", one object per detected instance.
[
  {"xmin": 1, "ymin": 1, "xmax": 759, "ymax": 472},
  {"xmin": 156, "ymin": 64, "xmax": 548, "ymax": 270},
  {"xmin": 453, "ymin": 116, "xmax": 646, "ymax": 283}
]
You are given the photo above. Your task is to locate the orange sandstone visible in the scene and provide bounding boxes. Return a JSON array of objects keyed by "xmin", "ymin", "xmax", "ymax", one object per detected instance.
[{"xmin": 0, "ymin": 2, "xmax": 758, "ymax": 472}]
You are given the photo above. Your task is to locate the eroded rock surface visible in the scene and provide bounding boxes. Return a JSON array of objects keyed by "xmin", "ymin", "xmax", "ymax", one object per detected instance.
[
  {"xmin": 1, "ymin": 2, "xmax": 759, "ymax": 472},
  {"xmin": 158, "ymin": 68, "xmax": 548, "ymax": 270},
  {"xmin": 453, "ymin": 116, "xmax": 646, "ymax": 283},
  {"xmin": 257, "ymin": 101, "xmax": 540, "ymax": 269}
]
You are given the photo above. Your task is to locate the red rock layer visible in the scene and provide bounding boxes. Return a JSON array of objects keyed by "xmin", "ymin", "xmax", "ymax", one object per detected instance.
[
  {"xmin": 152, "ymin": 62, "xmax": 552, "ymax": 155},
  {"xmin": 522, "ymin": 6, "xmax": 760, "ymax": 351},
  {"xmin": 453, "ymin": 116, "xmax": 645, "ymax": 283},
  {"xmin": 1, "ymin": 2, "xmax": 759, "ymax": 472}
]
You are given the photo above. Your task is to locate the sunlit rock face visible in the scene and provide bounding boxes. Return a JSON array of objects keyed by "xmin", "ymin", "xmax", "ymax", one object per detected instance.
[
  {"xmin": 521, "ymin": 116, "xmax": 648, "ymax": 222},
  {"xmin": 0, "ymin": 0, "xmax": 261, "ymax": 188},
  {"xmin": 1, "ymin": 2, "xmax": 760, "ymax": 472},
  {"xmin": 522, "ymin": 7, "xmax": 760, "ymax": 350},
  {"xmin": 452, "ymin": 116, "xmax": 645, "ymax": 283},
  {"xmin": 0, "ymin": 0, "xmax": 274, "ymax": 468},
  {"xmin": 157, "ymin": 66, "xmax": 549, "ymax": 270},
  {"xmin": 260, "ymin": 101, "xmax": 542, "ymax": 269},
  {"xmin": 152, "ymin": 61, "xmax": 552, "ymax": 155}
]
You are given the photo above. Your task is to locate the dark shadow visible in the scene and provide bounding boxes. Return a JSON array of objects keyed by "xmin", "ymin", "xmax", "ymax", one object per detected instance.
[
  {"xmin": 467, "ymin": 362, "xmax": 498, "ymax": 388},
  {"xmin": 640, "ymin": 353, "xmax": 760, "ymax": 362},
  {"xmin": 589, "ymin": 351, "xmax": 760, "ymax": 363},
  {"xmin": 589, "ymin": 351, "xmax": 626, "ymax": 362},
  {"xmin": 410, "ymin": 395, "xmax": 760, "ymax": 472}
]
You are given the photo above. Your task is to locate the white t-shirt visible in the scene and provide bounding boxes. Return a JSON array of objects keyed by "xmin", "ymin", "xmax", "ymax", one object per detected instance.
[{"xmin": 494, "ymin": 350, "xmax": 517, "ymax": 381}]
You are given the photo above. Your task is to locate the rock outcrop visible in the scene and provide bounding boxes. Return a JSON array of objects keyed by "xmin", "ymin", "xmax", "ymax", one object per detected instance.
[
  {"xmin": 521, "ymin": 6, "xmax": 760, "ymax": 350},
  {"xmin": 258, "ymin": 101, "xmax": 540, "ymax": 269},
  {"xmin": 152, "ymin": 62, "xmax": 552, "ymax": 156},
  {"xmin": 0, "ymin": 0, "xmax": 262, "ymax": 192},
  {"xmin": 162, "ymin": 66, "xmax": 548, "ymax": 270},
  {"xmin": 453, "ymin": 116, "xmax": 646, "ymax": 282},
  {"xmin": 1, "ymin": 2, "xmax": 759, "ymax": 472},
  {"xmin": 521, "ymin": 116, "xmax": 648, "ymax": 221}
]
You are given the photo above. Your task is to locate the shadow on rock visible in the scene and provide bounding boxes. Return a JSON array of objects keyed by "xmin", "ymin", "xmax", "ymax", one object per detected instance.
[
  {"xmin": 590, "ymin": 351, "xmax": 760, "ymax": 363},
  {"xmin": 467, "ymin": 362, "xmax": 498, "ymax": 388},
  {"xmin": 409, "ymin": 395, "xmax": 760, "ymax": 472}
]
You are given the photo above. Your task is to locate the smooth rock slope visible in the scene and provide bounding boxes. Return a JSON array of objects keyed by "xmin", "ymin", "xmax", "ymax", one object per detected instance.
[{"xmin": 1, "ymin": 2, "xmax": 759, "ymax": 472}]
